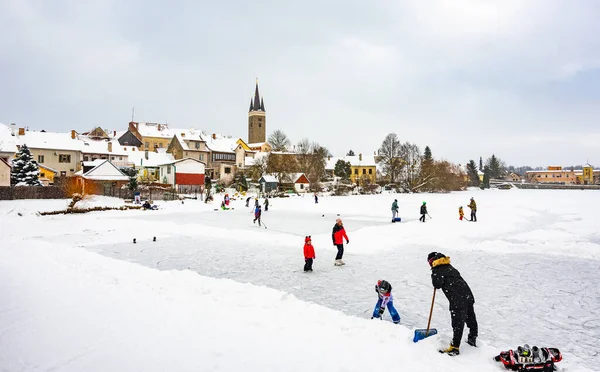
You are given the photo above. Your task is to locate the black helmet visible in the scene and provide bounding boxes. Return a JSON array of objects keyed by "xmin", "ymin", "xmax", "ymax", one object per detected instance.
[{"xmin": 378, "ymin": 280, "xmax": 392, "ymax": 294}]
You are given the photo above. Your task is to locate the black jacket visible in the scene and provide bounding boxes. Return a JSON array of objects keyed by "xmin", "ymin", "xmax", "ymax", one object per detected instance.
[
  {"xmin": 430, "ymin": 255, "xmax": 474, "ymax": 308},
  {"xmin": 420, "ymin": 205, "xmax": 427, "ymax": 215}
]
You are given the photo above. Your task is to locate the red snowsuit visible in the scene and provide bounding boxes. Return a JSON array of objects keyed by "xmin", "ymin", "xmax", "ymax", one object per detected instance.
[{"xmin": 304, "ymin": 240, "xmax": 315, "ymax": 259}]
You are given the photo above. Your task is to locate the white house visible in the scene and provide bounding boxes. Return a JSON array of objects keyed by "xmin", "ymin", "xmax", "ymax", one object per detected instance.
[{"xmin": 158, "ymin": 158, "xmax": 206, "ymax": 190}]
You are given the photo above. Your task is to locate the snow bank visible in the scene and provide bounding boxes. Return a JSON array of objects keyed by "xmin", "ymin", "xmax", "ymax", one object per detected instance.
[{"xmin": 0, "ymin": 242, "xmax": 548, "ymax": 372}]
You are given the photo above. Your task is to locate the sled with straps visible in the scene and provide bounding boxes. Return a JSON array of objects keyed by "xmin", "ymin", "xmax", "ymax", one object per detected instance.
[{"xmin": 494, "ymin": 346, "xmax": 562, "ymax": 372}]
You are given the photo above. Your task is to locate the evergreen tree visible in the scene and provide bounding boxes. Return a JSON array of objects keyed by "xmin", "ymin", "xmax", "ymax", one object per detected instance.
[
  {"xmin": 424, "ymin": 146, "xmax": 433, "ymax": 162},
  {"xmin": 481, "ymin": 166, "xmax": 491, "ymax": 189},
  {"xmin": 346, "ymin": 150, "xmax": 356, "ymax": 156},
  {"xmin": 235, "ymin": 173, "xmax": 248, "ymax": 191},
  {"xmin": 204, "ymin": 176, "xmax": 212, "ymax": 201},
  {"xmin": 466, "ymin": 160, "xmax": 480, "ymax": 187},
  {"xmin": 121, "ymin": 167, "xmax": 139, "ymax": 191},
  {"xmin": 334, "ymin": 160, "xmax": 352, "ymax": 181},
  {"xmin": 485, "ymin": 154, "xmax": 506, "ymax": 179},
  {"xmin": 11, "ymin": 144, "xmax": 42, "ymax": 186}
]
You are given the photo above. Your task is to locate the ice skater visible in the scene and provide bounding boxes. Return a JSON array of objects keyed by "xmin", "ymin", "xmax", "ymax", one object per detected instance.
[
  {"xmin": 371, "ymin": 280, "xmax": 401, "ymax": 324},
  {"xmin": 303, "ymin": 236, "xmax": 315, "ymax": 272},
  {"xmin": 468, "ymin": 197, "xmax": 477, "ymax": 222},
  {"xmin": 331, "ymin": 218, "xmax": 349, "ymax": 266},
  {"xmin": 264, "ymin": 197, "xmax": 269, "ymax": 211},
  {"xmin": 391, "ymin": 199, "xmax": 399, "ymax": 222},
  {"xmin": 314, "ymin": 193, "xmax": 319, "ymax": 204},
  {"xmin": 253, "ymin": 205, "xmax": 262, "ymax": 226},
  {"xmin": 459, "ymin": 206, "xmax": 464, "ymax": 221},
  {"xmin": 419, "ymin": 201, "xmax": 428, "ymax": 222},
  {"xmin": 245, "ymin": 196, "xmax": 251, "ymax": 207}
]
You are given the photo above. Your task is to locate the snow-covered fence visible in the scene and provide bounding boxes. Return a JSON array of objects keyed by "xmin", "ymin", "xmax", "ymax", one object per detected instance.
[{"xmin": 0, "ymin": 186, "xmax": 67, "ymax": 200}]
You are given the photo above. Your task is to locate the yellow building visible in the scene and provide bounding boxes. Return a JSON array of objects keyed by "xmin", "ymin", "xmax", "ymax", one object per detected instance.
[
  {"xmin": 326, "ymin": 154, "xmax": 377, "ymax": 185},
  {"xmin": 38, "ymin": 165, "xmax": 58, "ymax": 185}
]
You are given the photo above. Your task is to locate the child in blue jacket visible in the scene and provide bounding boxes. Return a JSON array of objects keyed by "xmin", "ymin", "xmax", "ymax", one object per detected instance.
[{"xmin": 372, "ymin": 280, "xmax": 401, "ymax": 324}]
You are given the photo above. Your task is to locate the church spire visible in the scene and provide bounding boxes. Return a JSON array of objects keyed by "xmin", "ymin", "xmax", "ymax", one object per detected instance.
[
  {"xmin": 260, "ymin": 97, "xmax": 265, "ymax": 111},
  {"xmin": 249, "ymin": 98, "xmax": 254, "ymax": 112},
  {"xmin": 253, "ymin": 78, "xmax": 262, "ymax": 111}
]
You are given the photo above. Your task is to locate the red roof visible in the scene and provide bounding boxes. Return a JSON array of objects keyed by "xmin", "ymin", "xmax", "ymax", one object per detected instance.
[{"xmin": 295, "ymin": 174, "xmax": 310, "ymax": 184}]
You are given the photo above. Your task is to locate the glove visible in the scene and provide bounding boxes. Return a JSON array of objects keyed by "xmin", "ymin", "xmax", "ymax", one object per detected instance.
[
  {"xmin": 346, "ymin": 240, "xmax": 350, "ymax": 244},
  {"xmin": 378, "ymin": 307, "xmax": 385, "ymax": 316}
]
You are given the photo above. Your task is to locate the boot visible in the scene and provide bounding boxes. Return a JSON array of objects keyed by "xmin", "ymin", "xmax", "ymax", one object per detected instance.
[
  {"xmin": 334, "ymin": 259, "xmax": 343, "ymax": 266},
  {"xmin": 439, "ymin": 345, "xmax": 460, "ymax": 356},
  {"xmin": 339, "ymin": 260, "xmax": 345, "ymax": 265},
  {"xmin": 467, "ymin": 336, "xmax": 477, "ymax": 347}
]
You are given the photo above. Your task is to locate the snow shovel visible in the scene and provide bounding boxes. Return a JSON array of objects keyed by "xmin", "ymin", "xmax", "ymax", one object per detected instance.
[{"xmin": 413, "ymin": 288, "xmax": 438, "ymax": 342}]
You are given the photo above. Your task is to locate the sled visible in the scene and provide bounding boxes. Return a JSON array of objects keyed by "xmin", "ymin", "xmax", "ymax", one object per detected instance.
[{"xmin": 393, "ymin": 217, "xmax": 401, "ymax": 222}]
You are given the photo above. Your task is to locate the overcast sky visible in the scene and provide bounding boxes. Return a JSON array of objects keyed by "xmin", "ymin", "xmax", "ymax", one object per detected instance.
[{"xmin": 1, "ymin": 0, "xmax": 599, "ymax": 167}]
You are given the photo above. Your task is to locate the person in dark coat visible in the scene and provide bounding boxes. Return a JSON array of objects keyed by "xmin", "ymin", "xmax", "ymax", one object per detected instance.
[
  {"xmin": 419, "ymin": 201, "xmax": 427, "ymax": 222},
  {"xmin": 331, "ymin": 218, "xmax": 349, "ymax": 265},
  {"xmin": 245, "ymin": 196, "xmax": 251, "ymax": 207},
  {"xmin": 264, "ymin": 197, "xmax": 269, "ymax": 211},
  {"xmin": 428, "ymin": 252, "xmax": 478, "ymax": 356}
]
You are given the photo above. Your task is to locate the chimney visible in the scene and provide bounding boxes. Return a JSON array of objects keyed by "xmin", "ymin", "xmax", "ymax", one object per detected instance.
[
  {"xmin": 181, "ymin": 132, "xmax": 185, "ymax": 137},
  {"xmin": 71, "ymin": 130, "xmax": 76, "ymax": 139},
  {"xmin": 145, "ymin": 149, "xmax": 149, "ymax": 160},
  {"xmin": 113, "ymin": 130, "xmax": 116, "ymax": 137},
  {"xmin": 327, "ymin": 156, "xmax": 331, "ymax": 161},
  {"xmin": 18, "ymin": 127, "xmax": 25, "ymax": 136},
  {"xmin": 212, "ymin": 133, "xmax": 216, "ymax": 140},
  {"xmin": 157, "ymin": 124, "xmax": 162, "ymax": 131},
  {"xmin": 359, "ymin": 153, "xmax": 362, "ymax": 161},
  {"xmin": 108, "ymin": 142, "xmax": 113, "ymax": 153},
  {"xmin": 10, "ymin": 123, "xmax": 16, "ymax": 135},
  {"xmin": 135, "ymin": 122, "xmax": 139, "ymax": 130}
]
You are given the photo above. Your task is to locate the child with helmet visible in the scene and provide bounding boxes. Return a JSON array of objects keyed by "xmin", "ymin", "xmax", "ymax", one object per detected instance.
[{"xmin": 372, "ymin": 280, "xmax": 401, "ymax": 324}]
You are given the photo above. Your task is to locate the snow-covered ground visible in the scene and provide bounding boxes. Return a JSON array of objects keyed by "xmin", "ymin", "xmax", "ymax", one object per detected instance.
[{"xmin": 1, "ymin": 190, "xmax": 598, "ymax": 371}]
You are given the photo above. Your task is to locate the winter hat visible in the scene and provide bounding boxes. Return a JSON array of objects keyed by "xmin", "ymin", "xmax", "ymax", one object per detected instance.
[
  {"xmin": 305, "ymin": 236, "xmax": 311, "ymax": 243},
  {"xmin": 394, "ymin": 199, "xmax": 397, "ymax": 202},
  {"xmin": 427, "ymin": 252, "xmax": 445, "ymax": 266},
  {"xmin": 422, "ymin": 201, "xmax": 426, "ymax": 205}
]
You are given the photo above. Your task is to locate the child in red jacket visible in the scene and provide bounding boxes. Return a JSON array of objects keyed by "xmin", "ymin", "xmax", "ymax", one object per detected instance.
[{"xmin": 304, "ymin": 236, "xmax": 315, "ymax": 272}]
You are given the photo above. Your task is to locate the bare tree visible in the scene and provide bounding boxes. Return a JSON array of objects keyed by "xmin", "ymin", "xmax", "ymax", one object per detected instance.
[
  {"xmin": 247, "ymin": 156, "xmax": 267, "ymax": 181},
  {"xmin": 399, "ymin": 142, "xmax": 421, "ymax": 191},
  {"xmin": 266, "ymin": 153, "xmax": 298, "ymax": 186},
  {"xmin": 378, "ymin": 133, "xmax": 402, "ymax": 183},
  {"xmin": 268, "ymin": 130, "xmax": 291, "ymax": 151}
]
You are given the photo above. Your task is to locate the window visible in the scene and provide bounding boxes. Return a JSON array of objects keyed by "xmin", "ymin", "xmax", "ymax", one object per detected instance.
[
  {"xmin": 239, "ymin": 163, "xmax": 242, "ymax": 167},
  {"xmin": 195, "ymin": 142, "xmax": 200, "ymax": 149},
  {"xmin": 159, "ymin": 143, "xmax": 163, "ymax": 148},
  {"xmin": 38, "ymin": 155, "xmax": 44, "ymax": 163},
  {"xmin": 185, "ymin": 152, "xmax": 188, "ymax": 156},
  {"xmin": 259, "ymin": 123, "xmax": 262, "ymax": 127},
  {"xmin": 300, "ymin": 184, "xmax": 304, "ymax": 190},
  {"xmin": 59, "ymin": 154, "xmax": 71, "ymax": 163},
  {"xmin": 250, "ymin": 123, "xmax": 253, "ymax": 128},
  {"xmin": 362, "ymin": 169, "xmax": 366, "ymax": 175},
  {"xmin": 167, "ymin": 166, "xmax": 171, "ymax": 174},
  {"xmin": 145, "ymin": 142, "xmax": 149, "ymax": 149},
  {"xmin": 200, "ymin": 154, "xmax": 204, "ymax": 161},
  {"xmin": 224, "ymin": 167, "xmax": 231, "ymax": 174},
  {"xmin": 60, "ymin": 171, "xmax": 67, "ymax": 177},
  {"xmin": 369, "ymin": 169, "xmax": 373, "ymax": 174},
  {"xmin": 119, "ymin": 157, "xmax": 123, "ymax": 160},
  {"xmin": 354, "ymin": 169, "xmax": 358, "ymax": 175},
  {"xmin": 40, "ymin": 172, "xmax": 46, "ymax": 178}
]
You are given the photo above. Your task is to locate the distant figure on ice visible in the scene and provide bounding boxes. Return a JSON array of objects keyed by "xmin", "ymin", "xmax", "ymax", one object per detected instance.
[
  {"xmin": 391, "ymin": 199, "xmax": 399, "ymax": 223},
  {"xmin": 419, "ymin": 201, "xmax": 428, "ymax": 222},
  {"xmin": 468, "ymin": 198, "xmax": 477, "ymax": 222},
  {"xmin": 134, "ymin": 191, "xmax": 141, "ymax": 204},
  {"xmin": 459, "ymin": 206, "xmax": 464, "ymax": 221},
  {"xmin": 264, "ymin": 197, "xmax": 269, "ymax": 211},
  {"xmin": 254, "ymin": 198, "xmax": 260, "ymax": 209},
  {"xmin": 314, "ymin": 193, "xmax": 319, "ymax": 204},
  {"xmin": 332, "ymin": 218, "xmax": 349, "ymax": 266},
  {"xmin": 253, "ymin": 205, "xmax": 262, "ymax": 226},
  {"xmin": 428, "ymin": 252, "xmax": 478, "ymax": 356},
  {"xmin": 220, "ymin": 201, "xmax": 230, "ymax": 210},
  {"xmin": 371, "ymin": 280, "xmax": 401, "ymax": 324},
  {"xmin": 142, "ymin": 200, "xmax": 151, "ymax": 210},
  {"xmin": 245, "ymin": 196, "xmax": 251, "ymax": 207},
  {"xmin": 303, "ymin": 236, "xmax": 315, "ymax": 272},
  {"xmin": 224, "ymin": 194, "xmax": 230, "ymax": 206}
]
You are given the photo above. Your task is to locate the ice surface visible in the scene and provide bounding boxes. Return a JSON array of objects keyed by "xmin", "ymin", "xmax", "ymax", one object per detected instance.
[{"xmin": 0, "ymin": 190, "xmax": 598, "ymax": 371}]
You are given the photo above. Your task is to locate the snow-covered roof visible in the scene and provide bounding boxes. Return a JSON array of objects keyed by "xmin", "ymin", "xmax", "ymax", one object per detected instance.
[
  {"xmin": 247, "ymin": 142, "xmax": 269, "ymax": 148},
  {"xmin": 157, "ymin": 157, "xmax": 205, "ymax": 166},
  {"xmin": 15, "ymin": 131, "xmax": 82, "ymax": 151},
  {"xmin": 82, "ymin": 159, "xmax": 106, "ymax": 167},
  {"xmin": 259, "ymin": 175, "xmax": 278, "ymax": 183},
  {"xmin": 79, "ymin": 136, "xmax": 128, "ymax": 156},
  {"xmin": 38, "ymin": 164, "xmax": 58, "ymax": 173},
  {"xmin": 127, "ymin": 149, "xmax": 175, "ymax": 168},
  {"xmin": 134, "ymin": 123, "xmax": 206, "ymax": 141},
  {"xmin": 79, "ymin": 160, "xmax": 130, "ymax": 181},
  {"xmin": 204, "ymin": 134, "xmax": 237, "ymax": 153},
  {"xmin": 325, "ymin": 155, "xmax": 376, "ymax": 169},
  {"xmin": 289, "ymin": 173, "xmax": 309, "ymax": 183},
  {"xmin": 0, "ymin": 123, "xmax": 18, "ymax": 153},
  {"xmin": 526, "ymin": 170, "xmax": 575, "ymax": 173}
]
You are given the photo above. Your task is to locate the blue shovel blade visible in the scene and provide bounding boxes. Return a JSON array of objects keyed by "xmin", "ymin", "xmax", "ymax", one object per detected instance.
[{"xmin": 413, "ymin": 328, "xmax": 438, "ymax": 343}]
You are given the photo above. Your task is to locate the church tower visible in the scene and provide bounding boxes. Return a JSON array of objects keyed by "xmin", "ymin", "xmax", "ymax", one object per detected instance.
[{"xmin": 248, "ymin": 79, "xmax": 266, "ymax": 144}]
